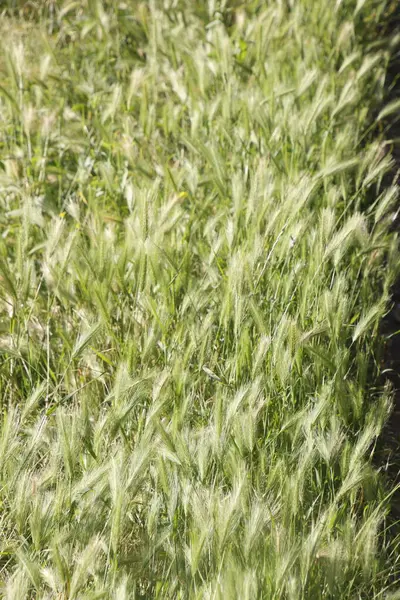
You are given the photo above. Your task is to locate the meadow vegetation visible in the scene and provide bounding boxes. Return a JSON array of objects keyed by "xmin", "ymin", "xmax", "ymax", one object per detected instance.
[{"xmin": 0, "ymin": 0, "xmax": 400, "ymax": 597}]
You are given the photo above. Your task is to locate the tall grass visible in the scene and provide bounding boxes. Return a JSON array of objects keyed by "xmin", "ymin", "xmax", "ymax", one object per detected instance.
[{"xmin": 0, "ymin": 0, "xmax": 399, "ymax": 597}]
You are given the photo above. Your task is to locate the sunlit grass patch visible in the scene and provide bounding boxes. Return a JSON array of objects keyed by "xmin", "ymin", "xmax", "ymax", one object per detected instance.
[{"xmin": 0, "ymin": 1, "xmax": 399, "ymax": 598}]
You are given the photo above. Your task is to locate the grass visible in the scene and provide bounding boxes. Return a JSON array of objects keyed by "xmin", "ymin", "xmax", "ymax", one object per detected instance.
[{"xmin": 0, "ymin": 0, "xmax": 400, "ymax": 598}]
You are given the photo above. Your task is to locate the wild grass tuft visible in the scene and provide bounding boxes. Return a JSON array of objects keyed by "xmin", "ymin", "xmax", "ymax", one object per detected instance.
[{"xmin": 0, "ymin": 0, "xmax": 400, "ymax": 598}]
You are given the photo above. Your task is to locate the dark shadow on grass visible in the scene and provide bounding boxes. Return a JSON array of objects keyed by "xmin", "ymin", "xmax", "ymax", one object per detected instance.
[{"xmin": 373, "ymin": 3, "xmax": 400, "ymax": 532}]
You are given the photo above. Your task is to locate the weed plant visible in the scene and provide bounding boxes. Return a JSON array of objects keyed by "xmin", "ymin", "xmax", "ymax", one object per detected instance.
[{"xmin": 0, "ymin": 1, "xmax": 400, "ymax": 598}]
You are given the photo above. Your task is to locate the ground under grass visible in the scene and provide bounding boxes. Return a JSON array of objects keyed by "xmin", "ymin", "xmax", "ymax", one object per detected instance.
[{"xmin": 0, "ymin": 1, "xmax": 400, "ymax": 598}]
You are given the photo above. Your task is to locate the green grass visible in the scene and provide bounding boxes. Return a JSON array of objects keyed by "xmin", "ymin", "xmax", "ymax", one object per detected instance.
[{"xmin": 0, "ymin": 0, "xmax": 400, "ymax": 598}]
